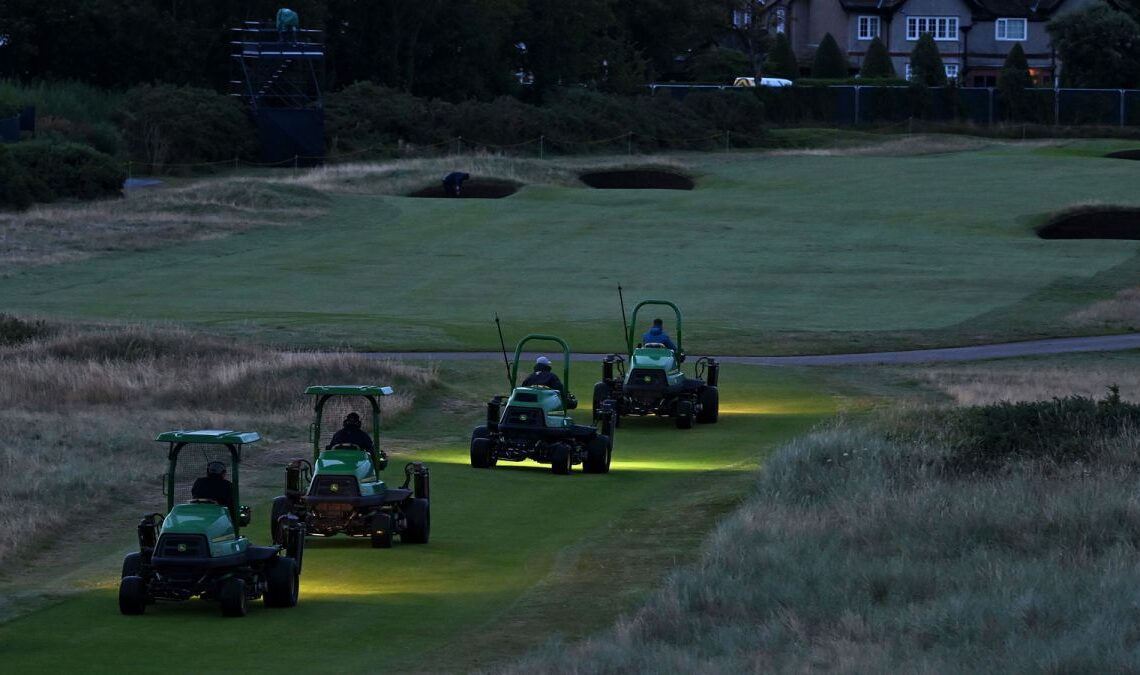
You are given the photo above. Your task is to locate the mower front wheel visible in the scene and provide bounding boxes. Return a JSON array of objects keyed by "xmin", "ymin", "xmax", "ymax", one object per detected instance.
[
  {"xmin": 583, "ymin": 435, "xmax": 612, "ymax": 474},
  {"xmin": 697, "ymin": 386, "xmax": 719, "ymax": 424},
  {"xmin": 219, "ymin": 577, "xmax": 249, "ymax": 617},
  {"xmin": 264, "ymin": 557, "xmax": 299, "ymax": 608},
  {"xmin": 551, "ymin": 443, "xmax": 572, "ymax": 475},
  {"xmin": 675, "ymin": 400, "xmax": 695, "ymax": 429},
  {"xmin": 402, "ymin": 498, "xmax": 431, "ymax": 544},
  {"xmin": 371, "ymin": 513, "xmax": 394, "ymax": 548},
  {"xmin": 118, "ymin": 576, "xmax": 147, "ymax": 615},
  {"xmin": 471, "ymin": 437, "xmax": 497, "ymax": 469}
]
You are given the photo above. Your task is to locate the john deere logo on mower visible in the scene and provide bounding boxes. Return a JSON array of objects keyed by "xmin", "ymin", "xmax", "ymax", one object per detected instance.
[
  {"xmin": 643, "ymin": 375, "xmax": 653, "ymax": 383},
  {"xmin": 177, "ymin": 543, "xmax": 188, "ymax": 553},
  {"xmin": 330, "ymin": 482, "xmax": 340, "ymax": 493},
  {"xmin": 520, "ymin": 414, "xmax": 528, "ymax": 421}
]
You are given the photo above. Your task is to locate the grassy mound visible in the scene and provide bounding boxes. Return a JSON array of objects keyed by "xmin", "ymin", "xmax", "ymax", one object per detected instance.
[{"xmin": 509, "ymin": 389, "xmax": 1140, "ymax": 672}]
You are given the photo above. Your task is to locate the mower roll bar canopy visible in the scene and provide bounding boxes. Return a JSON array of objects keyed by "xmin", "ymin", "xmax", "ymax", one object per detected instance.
[
  {"xmin": 154, "ymin": 429, "xmax": 261, "ymax": 534},
  {"xmin": 626, "ymin": 299, "xmax": 683, "ymax": 357}
]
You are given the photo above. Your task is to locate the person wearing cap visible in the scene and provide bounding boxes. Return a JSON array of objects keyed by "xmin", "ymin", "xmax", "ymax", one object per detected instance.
[
  {"xmin": 522, "ymin": 355, "xmax": 565, "ymax": 393},
  {"xmin": 328, "ymin": 412, "xmax": 375, "ymax": 453},
  {"xmin": 191, "ymin": 461, "xmax": 235, "ymax": 517},
  {"xmin": 642, "ymin": 318, "xmax": 678, "ymax": 352}
]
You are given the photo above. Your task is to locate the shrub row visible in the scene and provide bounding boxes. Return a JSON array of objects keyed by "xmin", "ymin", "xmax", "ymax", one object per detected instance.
[
  {"xmin": 0, "ymin": 141, "xmax": 125, "ymax": 210},
  {"xmin": 941, "ymin": 386, "xmax": 1140, "ymax": 474},
  {"xmin": 325, "ymin": 84, "xmax": 768, "ymax": 156}
]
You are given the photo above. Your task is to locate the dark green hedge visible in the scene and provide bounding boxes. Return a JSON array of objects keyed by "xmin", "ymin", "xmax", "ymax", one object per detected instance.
[
  {"xmin": 325, "ymin": 86, "xmax": 767, "ymax": 156},
  {"xmin": 117, "ymin": 85, "xmax": 254, "ymax": 172},
  {"xmin": 8, "ymin": 141, "xmax": 124, "ymax": 204}
]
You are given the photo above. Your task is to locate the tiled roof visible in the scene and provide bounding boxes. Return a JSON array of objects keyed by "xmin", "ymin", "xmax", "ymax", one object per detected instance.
[
  {"xmin": 838, "ymin": 0, "xmax": 907, "ymax": 12},
  {"xmin": 963, "ymin": 0, "xmax": 1066, "ymax": 19}
]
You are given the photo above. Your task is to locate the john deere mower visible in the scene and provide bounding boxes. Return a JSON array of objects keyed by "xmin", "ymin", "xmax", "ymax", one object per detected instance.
[
  {"xmin": 594, "ymin": 297, "xmax": 720, "ymax": 429},
  {"xmin": 118, "ymin": 430, "xmax": 304, "ymax": 617},
  {"xmin": 270, "ymin": 385, "xmax": 431, "ymax": 549},
  {"xmin": 471, "ymin": 332, "xmax": 616, "ymax": 475}
]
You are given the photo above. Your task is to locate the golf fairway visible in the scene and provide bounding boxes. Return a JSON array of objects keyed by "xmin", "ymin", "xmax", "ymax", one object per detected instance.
[{"xmin": 0, "ymin": 365, "xmax": 835, "ymax": 672}]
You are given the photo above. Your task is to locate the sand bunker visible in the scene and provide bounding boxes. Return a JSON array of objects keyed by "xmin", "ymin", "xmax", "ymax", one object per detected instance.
[
  {"xmin": 579, "ymin": 170, "xmax": 694, "ymax": 190},
  {"xmin": 1037, "ymin": 208, "xmax": 1140, "ymax": 240}
]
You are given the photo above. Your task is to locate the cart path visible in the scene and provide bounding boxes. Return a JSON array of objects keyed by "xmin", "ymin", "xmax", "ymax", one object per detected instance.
[{"xmin": 362, "ymin": 333, "xmax": 1140, "ymax": 366}]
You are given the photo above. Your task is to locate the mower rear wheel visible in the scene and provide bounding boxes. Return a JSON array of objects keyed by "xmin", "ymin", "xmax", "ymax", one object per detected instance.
[
  {"xmin": 583, "ymin": 435, "xmax": 612, "ymax": 474},
  {"xmin": 219, "ymin": 577, "xmax": 249, "ymax": 617},
  {"xmin": 697, "ymin": 386, "xmax": 719, "ymax": 424},
  {"xmin": 118, "ymin": 576, "xmax": 147, "ymax": 615},
  {"xmin": 371, "ymin": 513, "xmax": 394, "ymax": 548},
  {"xmin": 551, "ymin": 443, "xmax": 572, "ymax": 475},
  {"xmin": 402, "ymin": 498, "xmax": 431, "ymax": 544},
  {"xmin": 270, "ymin": 496, "xmax": 292, "ymax": 545},
  {"xmin": 121, "ymin": 552, "xmax": 141, "ymax": 578},
  {"xmin": 471, "ymin": 437, "xmax": 496, "ymax": 468},
  {"xmin": 265, "ymin": 557, "xmax": 299, "ymax": 608}
]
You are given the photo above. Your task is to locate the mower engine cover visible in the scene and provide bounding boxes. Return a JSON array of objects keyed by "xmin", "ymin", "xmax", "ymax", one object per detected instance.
[{"xmin": 504, "ymin": 386, "xmax": 574, "ymax": 429}]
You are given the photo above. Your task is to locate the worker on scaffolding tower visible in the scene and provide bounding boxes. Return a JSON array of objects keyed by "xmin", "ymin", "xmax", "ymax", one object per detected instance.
[{"xmin": 276, "ymin": 8, "xmax": 300, "ymax": 42}]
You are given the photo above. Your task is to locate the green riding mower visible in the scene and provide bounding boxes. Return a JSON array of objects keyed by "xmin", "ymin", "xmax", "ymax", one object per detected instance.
[
  {"xmin": 594, "ymin": 299, "xmax": 720, "ymax": 429},
  {"xmin": 471, "ymin": 333, "xmax": 616, "ymax": 475},
  {"xmin": 118, "ymin": 430, "xmax": 304, "ymax": 617},
  {"xmin": 270, "ymin": 385, "xmax": 431, "ymax": 549}
]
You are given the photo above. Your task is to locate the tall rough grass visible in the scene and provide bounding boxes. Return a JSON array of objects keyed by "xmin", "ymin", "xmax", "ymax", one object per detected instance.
[
  {"xmin": 508, "ymin": 401, "xmax": 1140, "ymax": 672},
  {"xmin": 919, "ymin": 362, "xmax": 1140, "ymax": 405},
  {"xmin": 0, "ymin": 322, "xmax": 438, "ymax": 567},
  {"xmin": 0, "ymin": 180, "xmax": 329, "ymax": 272},
  {"xmin": 1071, "ymin": 286, "xmax": 1140, "ymax": 330}
]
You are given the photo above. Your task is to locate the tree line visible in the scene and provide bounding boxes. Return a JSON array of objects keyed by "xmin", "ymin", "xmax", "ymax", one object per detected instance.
[{"xmin": 0, "ymin": 0, "xmax": 742, "ymax": 99}]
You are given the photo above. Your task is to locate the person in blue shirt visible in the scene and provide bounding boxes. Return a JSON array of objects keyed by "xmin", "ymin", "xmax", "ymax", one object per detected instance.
[{"xmin": 642, "ymin": 318, "xmax": 677, "ymax": 352}]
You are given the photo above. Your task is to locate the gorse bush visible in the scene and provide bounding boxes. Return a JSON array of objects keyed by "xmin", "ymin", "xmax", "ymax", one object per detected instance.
[
  {"xmin": 0, "ymin": 314, "xmax": 51, "ymax": 345},
  {"xmin": 117, "ymin": 84, "xmax": 254, "ymax": 172},
  {"xmin": 942, "ymin": 386, "xmax": 1140, "ymax": 474},
  {"xmin": 0, "ymin": 144, "xmax": 34, "ymax": 210},
  {"xmin": 8, "ymin": 141, "xmax": 125, "ymax": 202}
]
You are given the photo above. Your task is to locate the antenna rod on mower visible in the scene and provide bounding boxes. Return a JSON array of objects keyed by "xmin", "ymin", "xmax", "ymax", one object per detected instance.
[
  {"xmin": 494, "ymin": 313, "xmax": 512, "ymax": 389},
  {"xmin": 618, "ymin": 284, "xmax": 629, "ymax": 347}
]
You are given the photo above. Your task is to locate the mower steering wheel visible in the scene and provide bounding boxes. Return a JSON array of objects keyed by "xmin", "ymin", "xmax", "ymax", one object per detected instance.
[
  {"xmin": 329, "ymin": 443, "xmax": 362, "ymax": 450},
  {"xmin": 644, "ymin": 342, "xmax": 667, "ymax": 349},
  {"xmin": 189, "ymin": 498, "xmax": 218, "ymax": 505}
]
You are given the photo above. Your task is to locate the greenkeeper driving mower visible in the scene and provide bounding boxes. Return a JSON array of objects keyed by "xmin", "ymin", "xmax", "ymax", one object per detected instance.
[
  {"xmin": 270, "ymin": 385, "xmax": 431, "ymax": 549},
  {"xmin": 470, "ymin": 328, "xmax": 617, "ymax": 475},
  {"xmin": 594, "ymin": 293, "xmax": 720, "ymax": 429},
  {"xmin": 118, "ymin": 430, "xmax": 304, "ymax": 617}
]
